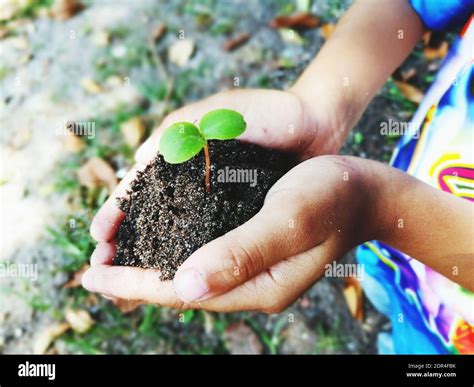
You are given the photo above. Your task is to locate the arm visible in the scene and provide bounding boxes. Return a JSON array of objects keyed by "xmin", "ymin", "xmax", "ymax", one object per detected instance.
[
  {"xmin": 83, "ymin": 156, "xmax": 473, "ymax": 312},
  {"xmin": 90, "ymin": 0, "xmax": 424, "ymax": 243},
  {"xmin": 367, "ymin": 161, "xmax": 474, "ymax": 290},
  {"xmin": 291, "ymin": 0, "xmax": 424, "ymax": 151}
]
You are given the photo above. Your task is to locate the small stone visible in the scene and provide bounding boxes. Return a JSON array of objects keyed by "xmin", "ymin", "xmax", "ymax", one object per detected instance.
[
  {"xmin": 168, "ymin": 39, "xmax": 195, "ymax": 67},
  {"xmin": 14, "ymin": 327, "xmax": 23, "ymax": 338},
  {"xmin": 80, "ymin": 78, "xmax": 102, "ymax": 94},
  {"xmin": 120, "ymin": 117, "xmax": 146, "ymax": 147},
  {"xmin": 92, "ymin": 30, "xmax": 110, "ymax": 47}
]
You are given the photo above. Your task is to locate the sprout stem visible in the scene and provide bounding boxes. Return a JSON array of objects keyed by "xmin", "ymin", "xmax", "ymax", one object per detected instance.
[{"xmin": 204, "ymin": 143, "xmax": 211, "ymax": 193}]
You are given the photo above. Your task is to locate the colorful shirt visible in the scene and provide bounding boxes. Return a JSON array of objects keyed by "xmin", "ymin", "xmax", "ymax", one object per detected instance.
[{"xmin": 356, "ymin": 2, "xmax": 474, "ymax": 354}]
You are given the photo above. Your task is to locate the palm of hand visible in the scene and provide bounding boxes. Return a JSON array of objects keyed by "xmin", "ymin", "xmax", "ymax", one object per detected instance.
[{"xmin": 83, "ymin": 88, "xmax": 346, "ymax": 312}]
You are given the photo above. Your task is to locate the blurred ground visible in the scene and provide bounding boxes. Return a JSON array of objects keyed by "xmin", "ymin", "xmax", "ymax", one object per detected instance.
[{"xmin": 0, "ymin": 0, "xmax": 446, "ymax": 354}]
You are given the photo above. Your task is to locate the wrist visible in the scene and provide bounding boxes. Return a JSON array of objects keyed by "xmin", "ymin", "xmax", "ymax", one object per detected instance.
[
  {"xmin": 358, "ymin": 159, "xmax": 400, "ymax": 244},
  {"xmin": 329, "ymin": 157, "xmax": 397, "ymax": 245},
  {"xmin": 288, "ymin": 74, "xmax": 365, "ymax": 154},
  {"xmin": 315, "ymin": 156, "xmax": 387, "ymax": 249}
]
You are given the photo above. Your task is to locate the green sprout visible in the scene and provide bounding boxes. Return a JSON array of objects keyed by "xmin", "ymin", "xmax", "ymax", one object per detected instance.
[{"xmin": 159, "ymin": 108, "xmax": 246, "ymax": 192}]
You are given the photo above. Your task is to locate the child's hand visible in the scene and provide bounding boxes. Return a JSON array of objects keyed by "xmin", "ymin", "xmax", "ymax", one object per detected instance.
[
  {"xmin": 82, "ymin": 156, "xmax": 372, "ymax": 312},
  {"xmin": 88, "ymin": 88, "xmax": 346, "ymax": 250},
  {"xmin": 83, "ymin": 150, "xmax": 474, "ymax": 309}
]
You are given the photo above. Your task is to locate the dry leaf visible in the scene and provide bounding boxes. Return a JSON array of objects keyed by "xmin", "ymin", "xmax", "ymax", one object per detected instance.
[
  {"xmin": 10, "ymin": 127, "xmax": 31, "ymax": 149},
  {"xmin": 400, "ymin": 67, "xmax": 417, "ymax": 81},
  {"xmin": 279, "ymin": 28, "xmax": 304, "ymax": 45},
  {"xmin": 64, "ymin": 133, "xmax": 85, "ymax": 153},
  {"xmin": 0, "ymin": 27, "xmax": 10, "ymax": 39},
  {"xmin": 33, "ymin": 322, "xmax": 70, "ymax": 354},
  {"xmin": 224, "ymin": 33, "xmax": 250, "ymax": 51},
  {"xmin": 422, "ymin": 31, "xmax": 432, "ymax": 46},
  {"xmin": 92, "ymin": 30, "xmax": 110, "ymax": 47},
  {"xmin": 9, "ymin": 36, "xmax": 29, "ymax": 50},
  {"xmin": 151, "ymin": 24, "xmax": 167, "ymax": 43},
  {"xmin": 65, "ymin": 309, "xmax": 95, "ymax": 334},
  {"xmin": 168, "ymin": 39, "xmax": 194, "ymax": 67},
  {"xmin": 18, "ymin": 53, "xmax": 32, "ymax": 65},
  {"xmin": 120, "ymin": 117, "xmax": 145, "ymax": 147},
  {"xmin": 394, "ymin": 81, "xmax": 424, "ymax": 104},
  {"xmin": 202, "ymin": 311, "xmax": 214, "ymax": 335},
  {"xmin": 424, "ymin": 41, "xmax": 448, "ymax": 60},
  {"xmin": 427, "ymin": 62, "xmax": 440, "ymax": 72},
  {"xmin": 80, "ymin": 78, "xmax": 102, "ymax": 94},
  {"xmin": 269, "ymin": 12, "xmax": 320, "ymax": 29},
  {"xmin": 105, "ymin": 75, "xmax": 124, "ymax": 87},
  {"xmin": 51, "ymin": 0, "xmax": 83, "ymax": 20},
  {"xmin": 0, "ymin": 0, "xmax": 24, "ymax": 21},
  {"xmin": 112, "ymin": 298, "xmax": 141, "ymax": 313},
  {"xmin": 223, "ymin": 322, "xmax": 263, "ymax": 354},
  {"xmin": 78, "ymin": 157, "xmax": 118, "ymax": 194},
  {"xmin": 320, "ymin": 23, "xmax": 335, "ymax": 40},
  {"xmin": 343, "ymin": 277, "xmax": 363, "ymax": 321},
  {"xmin": 63, "ymin": 264, "xmax": 89, "ymax": 288},
  {"xmin": 86, "ymin": 293, "xmax": 99, "ymax": 307}
]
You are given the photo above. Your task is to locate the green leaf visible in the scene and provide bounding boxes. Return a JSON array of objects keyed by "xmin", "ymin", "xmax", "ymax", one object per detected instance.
[
  {"xmin": 199, "ymin": 109, "xmax": 246, "ymax": 140},
  {"xmin": 181, "ymin": 310, "xmax": 195, "ymax": 324},
  {"xmin": 159, "ymin": 122, "xmax": 206, "ymax": 163}
]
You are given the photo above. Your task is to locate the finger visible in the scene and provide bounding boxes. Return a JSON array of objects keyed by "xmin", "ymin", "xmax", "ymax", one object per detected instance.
[
  {"xmin": 90, "ymin": 165, "xmax": 144, "ymax": 242},
  {"xmin": 81, "ymin": 240, "xmax": 333, "ymax": 313},
  {"xmin": 90, "ymin": 242, "xmax": 116, "ymax": 266},
  {"xmin": 81, "ymin": 265, "xmax": 182, "ymax": 307},
  {"xmin": 173, "ymin": 189, "xmax": 327, "ymax": 303},
  {"xmin": 200, "ymin": 242, "xmax": 332, "ymax": 313}
]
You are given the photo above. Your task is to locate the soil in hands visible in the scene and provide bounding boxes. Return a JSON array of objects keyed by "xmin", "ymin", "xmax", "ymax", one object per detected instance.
[{"xmin": 114, "ymin": 140, "xmax": 295, "ymax": 280}]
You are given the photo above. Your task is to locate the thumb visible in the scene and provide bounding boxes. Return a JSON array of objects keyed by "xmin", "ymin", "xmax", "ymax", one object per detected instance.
[{"xmin": 173, "ymin": 190, "xmax": 325, "ymax": 303}]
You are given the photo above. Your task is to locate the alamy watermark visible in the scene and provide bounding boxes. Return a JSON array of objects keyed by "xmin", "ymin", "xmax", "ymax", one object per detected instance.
[
  {"xmin": 18, "ymin": 362, "xmax": 55, "ymax": 381},
  {"xmin": 380, "ymin": 118, "xmax": 419, "ymax": 139},
  {"xmin": 324, "ymin": 261, "xmax": 365, "ymax": 281},
  {"xmin": 55, "ymin": 120, "xmax": 96, "ymax": 139},
  {"xmin": 0, "ymin": 262, "xmax": 38, "ymax": 282},
  {"xmin": 217, "ymin": 167, "xmax": 258, "ymax": 187}
]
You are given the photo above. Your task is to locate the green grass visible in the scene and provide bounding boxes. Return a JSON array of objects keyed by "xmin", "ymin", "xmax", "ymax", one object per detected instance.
[
  {"xmin": 0, "ymin": 0, "xmax": 53, "ymax": 25},
  {"xmin": 172, "ymin": 61, "xmax": 212, "ymax": 104},
  {"xmin": 209, "ymin": 19, "xmax": 234, "ymax": 36},
  {"xmin": 47, "ymin": 214, "xmax": 95, "ymax": 273},
  {"xmin": 0, "ymin": 65, "xmax": 10, "ymax": 81},
  {"xmin": 382, "ymin": 79, "xmax": 418, "ymax": 114},
  {"xmin": 246, "ymin": 315, "xmax": 287, "ymax": 354},
  {"xmin": 94, "ymin": 45, "xmax": 152, "ymax": 81},
  {"xmin": 313, "ymin": 320, "xmax": 348, "ymax": 353},
  {"xmin": 0, "ymin": 281, "xmax": 51, "ymax": 313},
  {"xmin": 139, "ymin": 305, "xmax": 161, "ymax": 334},
  {"xmin": 354, "ymin": 131, "xmax": 364, "ymax": 145},
  {"xmin": 20, "ymin": 0, "xmax": 374, "ymax": 355},
  {"xmin": 138, "ymin": 82, "xmax": 168, "ymax": 103},
  {"xmin": 320, "ymin": 0, "xmax": 347, "ymax": 20}
]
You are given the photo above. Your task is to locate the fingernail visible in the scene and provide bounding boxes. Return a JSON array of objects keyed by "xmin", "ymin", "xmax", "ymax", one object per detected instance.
[
  {"xmin": 174, "ymin": 268, "xmax": 209, "ymax": 302},
  {"xmin": 81, "ymin": 270, "xmax": 96, "ymax": 292}
]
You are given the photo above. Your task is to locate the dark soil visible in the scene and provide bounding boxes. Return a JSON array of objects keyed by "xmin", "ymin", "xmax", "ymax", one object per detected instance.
[{"xmin": 114, "ymin": 140, "xmax": 295, "ymax": 280}]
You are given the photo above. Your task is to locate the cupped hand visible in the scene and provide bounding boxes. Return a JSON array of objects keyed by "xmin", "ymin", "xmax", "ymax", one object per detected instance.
[
  {"xmin": 88, "ymin": 88, "xmax": 341, "ymax": 244},
  {"xmin": 83, "ymin": 155, "xmax": 374, "ymax": 313}
]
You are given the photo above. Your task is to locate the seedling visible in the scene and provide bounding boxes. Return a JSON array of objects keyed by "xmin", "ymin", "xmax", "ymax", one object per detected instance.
[{"xmin": 159, "ymin": 108, "xmax": 247, "ymax": 192}]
